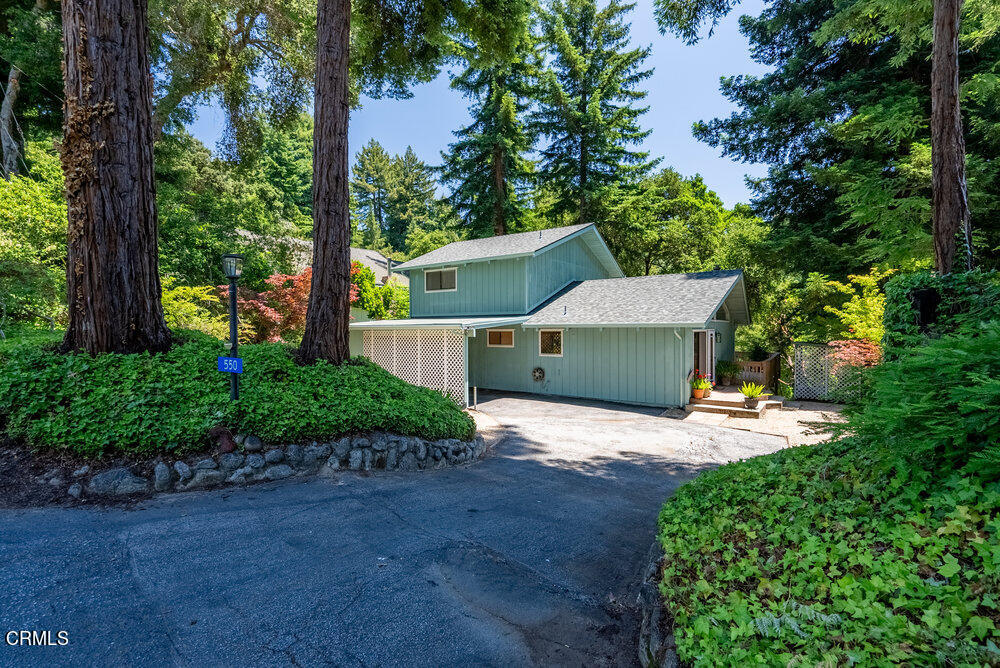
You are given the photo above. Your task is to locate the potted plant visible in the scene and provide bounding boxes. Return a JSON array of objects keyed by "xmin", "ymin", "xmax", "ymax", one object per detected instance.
[
  {"xmin": 716, "ymin": 360, "xmax": 741, "ymax": 386},
  {"xmin": 691, "ymin": 371, "xmax": 712, "ymax": 399},
  {"xmin": 739, "ymin": 381, "xmax": 770, "ymax": 409}
]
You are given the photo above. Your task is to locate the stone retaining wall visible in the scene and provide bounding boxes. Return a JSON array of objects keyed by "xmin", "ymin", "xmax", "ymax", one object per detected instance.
[{"xmin": 79, "ymin": 432, "xmax": 488, "ymax": 499}]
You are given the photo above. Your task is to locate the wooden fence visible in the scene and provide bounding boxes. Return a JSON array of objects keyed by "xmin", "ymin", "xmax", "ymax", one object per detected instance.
[{"xmin": 734, "ymin": 352, "xmax": 780, "ymax": 392}]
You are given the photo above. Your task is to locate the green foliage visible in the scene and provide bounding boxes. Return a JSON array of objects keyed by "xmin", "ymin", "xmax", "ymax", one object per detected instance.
[
  {"xmin": 882, "ymin": 270, "xmax": 1000, "ymax": 353},
  {"xmin": 0, "ymin": 140, "xmax": 66, "ymax": 323},
  {"xmin": 403, "ymin": 224, "xmax": 463, "ymax": 260},
  {"xmin": 602, "ymin": 168, "xmax": 728, "ymax": 276},
  {"xmin": 655, "ymin": 0, "xmax": 1000, "ymax": 275},
  {"xmin": 657, "ymin": 437, "xmax": 1000, "ymax": 664},
  {"xmin": 823, "ymin": 267, "xmax": 893, "ymax": 343},
  {"xmin": 155, "ymin": 130, "xmax": 302, "ymax": 289},
  {"xmin": 350, "ymin": 140, "xmax": 448, "ymax": 253},
  {"xmin": 0, "ymin": 0, "xmax": 64, "ymax": 146},
  {"xmin": 738, "ymin": 381, "xmax": 767, "ymax": 398},
  {"xmin": 715, "ymin": 360, "xmax": 741, "ymax": 378},
  {"xmin": 691, "ymin": 377, "xmax": 712, "ymax": 390},
  {"xmin": 531, "ymin": 0, "xmax": 657, "ymax": 226},
  {"xmin": 0, "ymin": 332, "xmax": 475, "ymax": 457},
  {"xmin": 440, "ymin": 34, "xmax": 538, "ymax": 238},
  {"xmin": 148, "ymin": 0, "xmax": 317, "ymax": 160},
  {"xmin": 161, "ymin": 278, "xmax": 229, "ymax": 339},
  {"xmin": 835, "ymin": 322, "xmax": 1000, "ymax": 471}
]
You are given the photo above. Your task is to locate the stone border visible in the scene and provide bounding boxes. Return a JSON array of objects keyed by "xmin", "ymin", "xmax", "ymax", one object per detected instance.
[
  {"xmin": 78, "ymin": 432, "xmax": 489, "ymax": 499},
  {"xmin": 637, "ymin": 540, "xmax": 678, "ymax": 668}
]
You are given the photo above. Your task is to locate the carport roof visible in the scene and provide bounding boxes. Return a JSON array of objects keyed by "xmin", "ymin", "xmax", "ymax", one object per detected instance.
[
  {"xmin": 350, "ymin": 315, "xmax": 529, "ymax": 333},
  {"xmin": 523, "ymin": 270, "xmax": 749, "ymax": 328}
]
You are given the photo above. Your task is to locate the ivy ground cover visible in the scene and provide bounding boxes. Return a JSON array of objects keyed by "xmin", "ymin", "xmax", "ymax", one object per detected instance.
[
  {"xmin": 656, "ymin": 439, "xmax": 1000, "ymax": 665},
  {"xmin": 0, "ymin": 330, "xmax": 474, "ymax": 457}
]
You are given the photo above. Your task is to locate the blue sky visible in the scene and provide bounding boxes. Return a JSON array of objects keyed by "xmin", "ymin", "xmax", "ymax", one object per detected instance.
[{"xmin": 188, "ymin": 0, "xmax": 769, "ymax": 207}]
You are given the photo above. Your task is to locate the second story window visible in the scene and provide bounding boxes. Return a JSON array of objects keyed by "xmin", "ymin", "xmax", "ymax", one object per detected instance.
[{"xmin": 425, "ymin": 267, "xmax": 457, "ymax": 292}]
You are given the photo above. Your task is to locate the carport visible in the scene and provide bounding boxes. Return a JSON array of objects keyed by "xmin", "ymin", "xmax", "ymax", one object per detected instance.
[{"xmin": 350, "ymin": 316, "xmax": 528, "ymax": 405}]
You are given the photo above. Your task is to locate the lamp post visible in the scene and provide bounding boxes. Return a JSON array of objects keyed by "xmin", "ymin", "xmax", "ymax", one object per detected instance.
[{"xmin": 222, "ymin": 254, "xmax": 243, "ymax": 400}]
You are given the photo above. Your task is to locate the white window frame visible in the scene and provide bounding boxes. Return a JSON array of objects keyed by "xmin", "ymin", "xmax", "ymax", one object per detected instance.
[
  {"xmin": 424, "ymin": 267, "xmax": 458, "ymax": 293},
  {"xmin": 486, "ymin": 329, "xmax": 515, "ymax": 348},
  {"xmin": 538, "ymin": 329, "xmax": 564, "ymax": 357}
]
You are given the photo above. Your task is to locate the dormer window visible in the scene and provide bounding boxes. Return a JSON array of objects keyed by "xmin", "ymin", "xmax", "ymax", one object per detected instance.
[{"xmin": 425, "ymin": 267, "xmax": 457, "ymax": 292}]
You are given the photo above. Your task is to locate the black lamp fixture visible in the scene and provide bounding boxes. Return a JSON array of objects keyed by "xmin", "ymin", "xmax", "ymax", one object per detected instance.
[
  {"xmin": 222, "ymin": 254, "xmax": 244, "ymax": 400},
  {"xmin": 222, "ymin": 253, "xmax": 243, "ymax": 280}
]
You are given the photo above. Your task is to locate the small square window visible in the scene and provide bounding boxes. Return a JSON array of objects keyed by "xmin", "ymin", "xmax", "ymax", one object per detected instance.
[
  {"xmin": 539, "ymin": 329, "xmax": 563, "ymax": 356},
  {"xmin": 425, "ymin": 268, "xmax": 457, "ymax": 292},
  {"xmin": 487, "ymin": 330, "xmax": 514, "ymax": 348}
]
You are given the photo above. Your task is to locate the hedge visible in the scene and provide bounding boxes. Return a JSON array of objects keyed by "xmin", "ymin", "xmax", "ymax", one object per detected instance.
[
  {"xmin": 882, "ymin": 270, "xmax": 1000, "ymax": 355},
  {"xmin": 0, "ymin": 330, "xmax": 474, "ymax": 457}
]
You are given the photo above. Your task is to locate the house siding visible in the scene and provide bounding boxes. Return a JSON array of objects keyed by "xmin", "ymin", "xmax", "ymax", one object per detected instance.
[
  {"xmin": 526, "ymin": 237, "xmax": 611, "ymax": 310},
  {"xmin": 708, "ymin": 319, "xmax": 735, "ymax": 362},
  {"xmin": 469, "ymin": 326, "xmax": 693, "ymax": 407},
  {"xmin": 409, "ymin": 259, "xmax": 528, "ymax": 317}
]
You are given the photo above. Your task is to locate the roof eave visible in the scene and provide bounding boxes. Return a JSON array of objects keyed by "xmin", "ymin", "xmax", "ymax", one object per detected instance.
[
  {"xmin": 521, "ymin": 322, "xmax": 704, "ymax": 329},
  {"xmin": 393, "ymin": 251, "xmax": 536, "ymax": 272}
]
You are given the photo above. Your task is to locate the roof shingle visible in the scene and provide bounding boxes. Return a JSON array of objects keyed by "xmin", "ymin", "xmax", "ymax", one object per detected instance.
[
  {"xmin": 394, "ymin": 224, "xmax": 591, "ymax": 270},
  {"xmin": 524, "ymin": 270, "xmax": 744, "ymax": 327}
]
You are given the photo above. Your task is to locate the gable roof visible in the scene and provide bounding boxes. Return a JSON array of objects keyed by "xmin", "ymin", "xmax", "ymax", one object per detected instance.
[
  {"xmin": 351, "ymin": 247, "xmax": 408, "ymax": 286},
  {"xmin": 523, "ymin": 270, "xmax": 749, "ymax": 328},
  {"xmin": 393, "ymin": 224, "xmax": 623, "ymax": 277}
]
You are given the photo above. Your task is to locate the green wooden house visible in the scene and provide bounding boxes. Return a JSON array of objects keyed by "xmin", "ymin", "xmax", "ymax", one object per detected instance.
[{"xmin": 350, "ymin": 223, "xmax": 749, "ymax": 407}]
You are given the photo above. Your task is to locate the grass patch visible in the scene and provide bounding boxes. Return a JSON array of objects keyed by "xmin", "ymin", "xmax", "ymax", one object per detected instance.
[{"xmin": 0, "ymin": 329, "xmax": 474, "ymax": 457}]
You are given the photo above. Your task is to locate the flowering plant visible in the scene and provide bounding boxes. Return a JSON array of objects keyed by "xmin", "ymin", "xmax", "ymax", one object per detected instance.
[{"xmin": 691, "ymin": 369, "xmax": 714, "ymax": 390}]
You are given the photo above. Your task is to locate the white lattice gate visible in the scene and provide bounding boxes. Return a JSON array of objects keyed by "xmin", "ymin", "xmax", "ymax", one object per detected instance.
[
  {"xmin": 794, "ymin": 343, "xmax": 865, "ymax": 402},
  {"xmin": 363, "ymin": 329, "xmax": 467, "ymax": 405}
]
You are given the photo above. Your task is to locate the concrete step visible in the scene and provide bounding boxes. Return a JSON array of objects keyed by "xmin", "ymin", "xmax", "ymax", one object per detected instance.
[
  {"xmin": 684, "ymin": 403, "xmax": 768, "ymax": 419},
  {"xmin": 689, "ymin": 396, "xmax": 783, "ymax": 409}
]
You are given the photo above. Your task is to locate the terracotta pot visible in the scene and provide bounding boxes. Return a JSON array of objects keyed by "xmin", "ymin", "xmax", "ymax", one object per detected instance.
[
  {"xmin": 744, "ymin": 397, "xmax": 760, "ymax": 409},
  {"xmin": 704, "ymin": 387, "xmax": 712, "ymax": 397},
  {"xmin": 692, "ymin": 388, "xmax": 705, "ymax": 399}
]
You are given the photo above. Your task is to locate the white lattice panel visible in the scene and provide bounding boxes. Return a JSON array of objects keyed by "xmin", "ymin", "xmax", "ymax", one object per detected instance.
[
  {"xmin": 794, "ymin": 343, "xmax": 865, "ymax": 402},
  {"xmin": 363, "ymin": 329, "xmax": 466, "ymax": 405}
]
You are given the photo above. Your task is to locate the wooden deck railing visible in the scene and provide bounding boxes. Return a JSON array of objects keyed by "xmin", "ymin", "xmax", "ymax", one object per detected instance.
[{"xmin": 734, "ymin": 352, "xmax": 780, "ymax": 392}]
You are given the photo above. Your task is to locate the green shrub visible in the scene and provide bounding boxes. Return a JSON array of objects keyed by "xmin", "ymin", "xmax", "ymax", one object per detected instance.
[
  {"xmin": 0, "ymin": 331, "xmax": 474, "ymax": 457},
  {"xmin": 883, "ymin": 270, "xmax": 1000, "ymax": 355},
  {"xmin": 834, "ymin": 321, "xmax": 1000, "ymax": 472},
  {"xmin": 657, "ymin": 439, "xmax": 1000, "ymax": 665}
]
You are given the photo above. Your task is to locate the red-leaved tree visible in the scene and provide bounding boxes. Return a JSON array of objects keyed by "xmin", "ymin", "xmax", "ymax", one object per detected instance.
[
  {"xmin": 221, "ymin": 264, "xmax": 362, "ymax": 343},
  {"xmin": 828, "ymin": 339, "xmax": 882, "ymax": 373}
]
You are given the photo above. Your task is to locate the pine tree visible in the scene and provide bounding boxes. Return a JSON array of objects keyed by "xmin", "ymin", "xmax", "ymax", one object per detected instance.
[
  {"xmin": 531, "ymin": 0, "xmax": 656, "ymax": 226},
  {"xmin": 440, "ymin": 39, "xmax": 537, "ymax": 237},
  {"xmin": 350, "ymin": 139, "xmax": 394, "ymax": 245},
  {"xmin": 385, "ymin": 147, "xmax": 436, "ymax": 249}
]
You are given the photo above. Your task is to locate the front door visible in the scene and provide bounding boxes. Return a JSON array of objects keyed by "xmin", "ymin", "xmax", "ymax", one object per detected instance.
[{"xmin": 694, "ymin": 330, "xmax": 716, "ymax": 379}]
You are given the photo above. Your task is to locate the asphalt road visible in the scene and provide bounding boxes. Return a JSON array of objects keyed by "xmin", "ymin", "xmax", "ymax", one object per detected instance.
[{"xmin": 0, "ymin": 393, "xmax": 785, "ymax": 667}]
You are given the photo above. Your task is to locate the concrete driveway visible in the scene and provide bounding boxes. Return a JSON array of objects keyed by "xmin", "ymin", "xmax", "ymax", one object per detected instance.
[{"xmin": 0, "ymin": 392, "xmax": 785, "ymax": 667}]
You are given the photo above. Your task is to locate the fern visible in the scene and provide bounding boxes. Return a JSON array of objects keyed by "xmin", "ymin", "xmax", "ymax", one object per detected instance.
[{"xmin": 752, "ymin": 600, "xmax": 842, "ymax": 639}]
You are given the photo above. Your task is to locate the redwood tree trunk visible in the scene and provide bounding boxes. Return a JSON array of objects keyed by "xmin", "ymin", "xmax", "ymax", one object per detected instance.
[
  {"xmin": 931, "ymin": 0, "xmax": 972, "ymax": 274},
  {"xmin": 1, "ymin": 66, "xmax": 22, "ymax": 179},
  {"xmin": 298, "ymin": 0, "xmax": 351, "ymax": 364},
  {"xmin": 60, "ymin": 0, "xmax": 171, "ymax": 354}
]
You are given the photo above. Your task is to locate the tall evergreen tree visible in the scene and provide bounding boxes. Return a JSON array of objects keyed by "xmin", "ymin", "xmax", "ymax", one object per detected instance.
[
  {"xmin": 350, "ymin": 139, "xmax": 394, "ymax": 244},
  {"xmin": 300, "ymin": 0, "xmax": 529, "ymax": 363},
  {"xmin": 60, "ymin": 0, "xmax": 171, "ymax": 353},
  {"xmin": 531, "ymin": 0, "xmax": 657, "ymax": 225},
  {"xmin": 654, "ymin": 0, "xmax": 1000, "ymax": 275},
  {"xmin": 440, "ymin": 38, "xmax": 537, "ymax": 237},
  {"xmin": 386, "ymin": 147, "xmax": 437, "ymax": 248}
]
